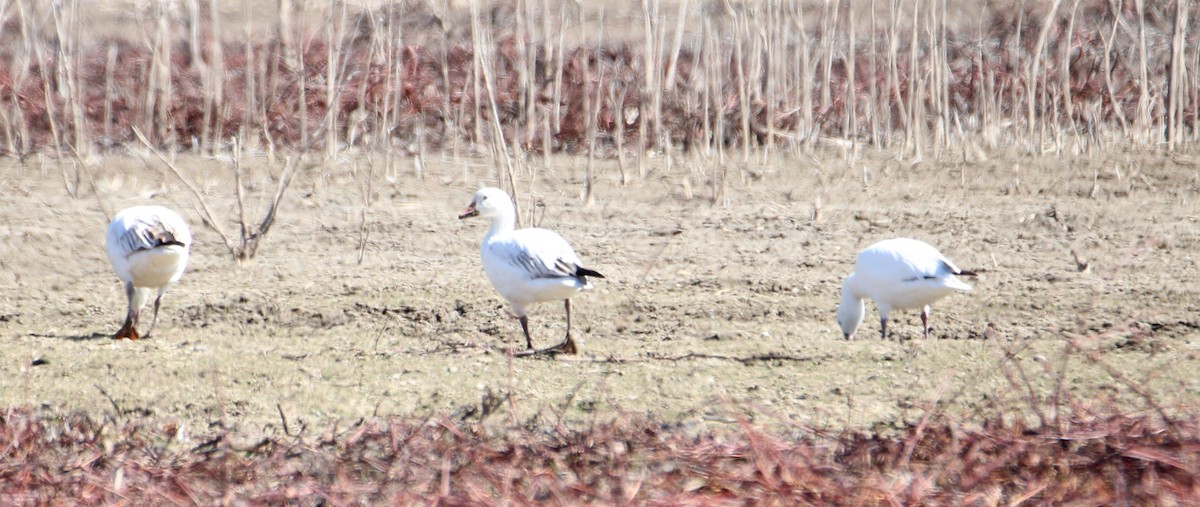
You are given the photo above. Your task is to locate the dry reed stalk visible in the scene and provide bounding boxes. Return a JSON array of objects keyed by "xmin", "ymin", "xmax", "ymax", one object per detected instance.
[
  {"xmin": 1134, "ymin": 0, "xmax": 1150, "ymax": 142},
  {"xmin": 926, "ymin": 3, "xmax": 941, "ymax": 153},
  {"xmin": 582, "ymin": 7, "xmax": 607, "ymax": 207},
  {"xmin": 155, "ymin": 1, "xmax": 174, "ymax": 148},
  {"xmin": 609, "ymin": 83, "xmax": 629, "ymax": 185},
  {"xmin": 868, "ymin": 0, "xmax": 880, "ymax": 148},
  {"xmin": 469, "ymin": 1, "xmax": 483, "ymax": 148},
  {"xmin": 188, "ymin": 0, "xmax": 209, "ymax": 153},
  {"xmin": 904, "ymin": 0, "xmax": 921, "ymax": 159},
  {"xmin": 583, "ymin": 67, "xmax": 600, "ymax": 206},
  {"xmin": 295, "ymin": 2, "xmax": 309, "ymax": 151},
  {"xmin": 53, "ymin": 0, "xmax": 86, "ymax": 157},
  {"xmin": 1193, "ymin": 29, "xmax": 1200, "ymax": 143},
  {"xmin": 101, "ymin": 44, "xmax": 117, "ymax": 147},
  {"xmin": 706, "ymin": 14, "xmax": 726, "ymax": 166},
  {"xmin": 209, "ymin": 0, "xmax": 226, "ymax": 154},
  {"xmin": 1193, "ymin": 32, "xmax": 1200, "ymax": 143},
  {"xmin": 552, "ymin": 6, "xmax": 565, "ymax": 138},
  {"xmin": 0, "ymin": 104, "xmax": 16, "ymax": 156},
  {"xmin": 643, "ymin": 0, "xmax": 664, "ymax": 152},
  {"xmin": 380, "ymin": 11, "xmax": 400, "ymax": 162},
  {"xmin": 663, "ymin": 0, "xmax": 688, "ymax": 90},
  {"xmin": 795, "ymin": 2, "xmax": 814, "ymax": 147},
  {"xmin": 819, "ymin": 0, "xmax": 835, "ymax": 112},
  {"xmin": 325, "ymin": 0, "xmax": 344, "ymax": 160},
  {"xmin": 1166, "ymin": 0, "xmax": 1188, "ymax": 149},
  {"xmin": 231, "ymin": 137, "xmax": 249, "ymax": 247},
  {"xmin": 0, "ymin": 0, "xmax": 22, "ymax": 155},
  {"xmin": 1100, "ymin": 3, "xmax": 1128, "ymax": 137},
  {"xmin": 731, "ymin": 4, "xmax": 751, "ymax": 165},
  {"xmin": 239, "ymin": 4, "xmax": 256, "ymax": 153},
  {"xmin": 637, "ymin": 0, "xmax": 654, "ymax": 173},
  {"xmin": 355, "ymin": 158, "xmax": 374, "ymax": 265},
  {"xmin": 347, "ymin": 14, "xmax": 375, "ymax": 149},
  {"xmin": 21, "ymin": 0, "xmax": 62, "ymax": 159},
  {"xmin": 846, "ymin": 0, "xmax": 857, "ymax": 149},
  {"xmin": 885, "ymin": 0, "xmax": 904, "ymax": 147},
  {"xmin": 764, "ymin": 0, "xmax": 780, "ymax": 159},
  {"xmin": 711, "ymin": 156, "xmax": 725, "ymax": 207},
  {"xmin": 537, "ymin": 0, "xmax": 555, "ymax": 175},
  {"xmin": 1062, "ymin": 0, "xmax": 1082, "ymax": 140},
  {"xmin": 1028, "ymin": 0, "xmax": 1062, "ymax": 153},
  {"xmin": 471, "ymin": 0, "xmax": 518, "ymax": 221},
  {"xmin": 973, "ymin": 7, "xmax": 989, "ymax": 148},
  {"xmin": 435, "ymin": 1, "xmax": 456, "ymax": 158},
  {"xmin": 519, "ymin": 0, "xmax": 537, "ymax": 158},
  {"xmin": 1011, "ymin": 7, "xmax": 1025, "ymax": 146},
  {"xmin": 698, "ymin": 12, "xmax": 711, "ymax": 158},
  {"xmin": 924, "ymin": 0, "xmax": 940, "ymax": 157},
  {"xmin": 748, "ymin": 3, "xmax": 764, "ymax": 157}
]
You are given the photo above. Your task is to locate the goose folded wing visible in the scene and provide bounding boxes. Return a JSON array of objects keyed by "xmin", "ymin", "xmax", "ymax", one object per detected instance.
[
  {"xmin": 489, "ymin": 241, "xmax": 580, "ymax": 280},
  {"xmin": 116, "ymin": 219, "xmax": 186, "ymax": 257},
  {"xmin": 912, "ymin": 260, "xmax": 969, "ymax": 282}
]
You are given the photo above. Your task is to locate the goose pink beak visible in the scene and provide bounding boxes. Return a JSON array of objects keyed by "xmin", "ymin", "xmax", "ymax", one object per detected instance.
[{"xmin": 458, "ymin": 201, "xmax": 478, "ymax": 219}]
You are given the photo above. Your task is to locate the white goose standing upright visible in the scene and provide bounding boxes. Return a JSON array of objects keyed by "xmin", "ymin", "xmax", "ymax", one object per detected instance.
[
  {"xmin": 106, "ymin": 205, "xmax": 192, "ymax": 340},
  {"xmin": 837, "ymin": 238, "xmax": 975, "ymax": 340},
  {"xmin": 459, "ymin": 188, "xmax": 604, "ymax": 355}
]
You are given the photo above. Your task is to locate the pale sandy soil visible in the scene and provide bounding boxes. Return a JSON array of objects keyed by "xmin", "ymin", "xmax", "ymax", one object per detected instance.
[{"xmin": 1, "ymin": 149, "xmax": 1198, "ymax": 437}]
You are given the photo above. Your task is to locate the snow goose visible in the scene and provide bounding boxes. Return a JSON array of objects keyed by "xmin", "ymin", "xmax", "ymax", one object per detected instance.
[
  {"xmin": 837, "ymin": 238, "xmax": 975, "ymax": 340},
  {"xmin": 459, "ymin": 188, "xmax": 604, "ymax": 356},
  {"xmin": 106, "ymin": 205, "xmax": 191, "ymax": 340}
]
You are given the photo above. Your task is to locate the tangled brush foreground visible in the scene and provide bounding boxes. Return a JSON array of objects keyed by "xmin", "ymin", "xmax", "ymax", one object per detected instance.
[{"xmin": 0, "ymin": 408, "xmax": 1197, "ymax": 504}]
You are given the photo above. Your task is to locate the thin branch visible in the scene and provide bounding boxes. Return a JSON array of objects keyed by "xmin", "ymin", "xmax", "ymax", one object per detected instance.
[{"xmin": 131, "ymin": 126, "xmax": 237, "ymax": 253}]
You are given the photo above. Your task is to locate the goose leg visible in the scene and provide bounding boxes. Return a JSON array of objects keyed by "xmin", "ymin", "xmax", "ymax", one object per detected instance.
[
  {"xmin": 515, "ymin": 301, "xmax": 578, "ymax": 357},
  {"xmin": 114, "ymin": 282, "xmax": 141, "ymax": 340},
  {"xmin": 921, "ymin": 306, "xmax": 931, "ymax": 339},
  {"xmin": 879, "ymin": 317, "xmax": 889, "ymax": 340},
  {"xmin": 519, "ymin": 315, "xmax": 534, "ymax": 350},
  {"xmin": 553, "ymin": 299, "xmax": 577, "ymax": 354},
  {"xmin": 146, "ymin": 291, "xmax": 165, "ymax": 338}
]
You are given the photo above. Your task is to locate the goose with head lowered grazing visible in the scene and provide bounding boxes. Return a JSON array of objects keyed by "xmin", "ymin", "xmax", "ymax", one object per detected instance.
[
  {"xmin": 459, "ymin": 187, "xmax": 604, "ymax": 356},
  {"xmin": 106, "ymin": 205, "xmax": 192, "ymax": 340},
  {"xmin": 837, "ymin": 238, "xmax": 976, "ymax": 340}
]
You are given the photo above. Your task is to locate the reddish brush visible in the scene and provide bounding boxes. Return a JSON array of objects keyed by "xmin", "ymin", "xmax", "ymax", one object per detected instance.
[
  {"xmin": 0, "ymin": 407, "xmax": 1196, "ymax": 504},
  {"xmin": 0, "ymin": 2, "xmax": 1193, "ymax": 157}
]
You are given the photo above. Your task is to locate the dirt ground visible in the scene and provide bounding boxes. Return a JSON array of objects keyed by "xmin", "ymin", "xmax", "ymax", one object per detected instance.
[{"xmin": 1, "ymin": 148, "xmax": 1199, "ymax": 438}]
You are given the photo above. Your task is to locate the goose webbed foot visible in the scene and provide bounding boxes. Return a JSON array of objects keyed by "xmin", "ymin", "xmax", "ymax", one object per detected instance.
[
  {"xmin": 113, "ymin": 315, "xmax": 140, "ymax": 340},
  {"xmin": 512, "ymin": 300, "xmax": 580, "ymax": 357},
  {"xmin": 514, "ymin": 335, "xmax": 577, "ymax": 357}
]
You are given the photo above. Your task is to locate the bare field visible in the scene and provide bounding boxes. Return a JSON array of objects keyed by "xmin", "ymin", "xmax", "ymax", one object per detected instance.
[{"xmin": 1, "ymin": 150, "xmax": 1199, "ymax": 438}]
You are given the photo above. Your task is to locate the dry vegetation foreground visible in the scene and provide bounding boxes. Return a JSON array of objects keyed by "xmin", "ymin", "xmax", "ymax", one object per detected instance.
[{"xmin": 1, "ymin": 148, "xmax": 1199, "ymax": 501}]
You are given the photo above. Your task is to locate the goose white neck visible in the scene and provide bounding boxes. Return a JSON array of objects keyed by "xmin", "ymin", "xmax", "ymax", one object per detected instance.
[
  {"xmin": 484, "ymin": 207, "xmax": 516, "ymax": 239},
  {"xmin": 837, "ymin": 274, "xmax": 866, "ymax": 338}
]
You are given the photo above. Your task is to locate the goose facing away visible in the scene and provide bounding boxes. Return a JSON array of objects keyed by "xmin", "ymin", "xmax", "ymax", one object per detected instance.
[
  {"xmin": 106, "ymin": 205, "xmax": 191, "ymax": 340},
  {"xmin": 459, "ymin": 187, "xmax": 604, "ymax": 356},
  {"xmin": 837, "ymin": 238, "xmax": 975, "ymax": 340}
]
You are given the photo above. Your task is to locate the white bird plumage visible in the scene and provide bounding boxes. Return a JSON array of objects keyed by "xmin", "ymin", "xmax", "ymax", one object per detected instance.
[
  {"xmin": 459, "ymin": 188, "xmax": 603, "ymax": 355},
  {"xmin": 106, "ymin": 205, "xmax": 191, "ymax": 340},
  {"xmin": 837, "ymin": 238, "xmax": 975, "ymax": 340}
]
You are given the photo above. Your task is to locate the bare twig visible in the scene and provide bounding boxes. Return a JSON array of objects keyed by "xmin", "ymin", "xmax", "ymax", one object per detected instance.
[{"xmin": 132, "ymin": 126, "xmax": 237, "ymax": 253}]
